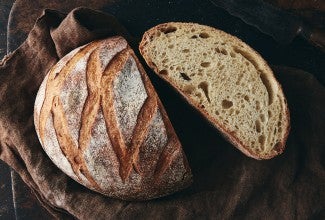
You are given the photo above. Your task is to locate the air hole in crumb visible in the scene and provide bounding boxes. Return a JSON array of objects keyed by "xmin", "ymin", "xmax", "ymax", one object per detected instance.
[
  {"xmin": 258, "ymin": 135, "xmax": 266, "ymax": 146},
  {"xmin": 180, "ymin": 72, "xmax": 191, "ymax": 81},
  {"xmin": 201, "ymin": 62, "xmax": 210, "ymax": 68},
  {"xmin": 199, "ymin": 32, "xmax": 209, "ymax": 38},
  {"xmin": 182, "ymin": 49, "xmax": 190, "ymax": 53},
  {"xmin": 222, "ymin": 100, "xmax": 233, "ymax": 109},
  {"xmin": 162, "ymin": 52, "xmax": 166, "ymax": 56},
  {"xmin": 168, "ymin": 44, "xmax": 174, "ymax": 49},
  {"xmin": 215, "ymin": 111, "xmax": 220, "ymax": 115},
  {"xmin": 191, "ymin": 28, "xmax": 195, "ymax": 33},
  {"xmin": 170, "ymin": 66, "xmax": 174, "ymax": 70},
  {"xmin": 230, "ymin": 52, "xmax": 236, "ymax": 57},
  {"xmin": 221, "ymin": 49, "xmax": 228, "ymax": 55},
  {"xmin": 256, "ymin": 101, "xmax": 261, "ymax": 110},
  {"xmin": 184, "ymin": 85, "xmax": 195, "ymax": 94},
  {"xmin": 219, "ymin": 65, "xmax": 225, "ymax": 70},
  {"xmin": 235, "ymin": 110, "xmax": 240, "ymax": 115},
  {"xmin": 198, "ymin": 81, "xmax": 211, "ymax": 103},
  {"xmin": 201, "ymin": 104, "xmax": 205, "ymax": 108},
  {"xmin": 162, "ymin": 26, "xmax": 177, "ymax": 34},
  {"xmin": 234, "ymin": 46, "xmax": 261, "ymax": 71},
  {"xmin": 260, "ymin": 114, "xmax": 266, "ymax": 122},
  {"xmin": 195, "ymin": 92, "xmax": 202, "ymax": 98},
  {"xmin": 191, "ymin": 35, "xmax": 198, "ymax": 39},
  {"xmin": 260, "ymin": 73, "xmax": 274, "ymax": 105},
  {"xmin": 162, "ymin": 58, "xmax": 169, "ymax": 64},
  {"xmin": 176, "ymin": 66, "xmax": 181, "ymax": 71},
  {"xmin": 159, "ymin": 69, "xmax": 168, "ymax": 75},
  {"xmin": 244, "ymin": 95, "xmax": 249, "ymax": 101},
  {"xmin": 255, "ymin": 120, "xmax": 261, "ymax": 133},
  {"xmin": 268, "ymin": 110, "xmax": 272, "ymax": 118}
]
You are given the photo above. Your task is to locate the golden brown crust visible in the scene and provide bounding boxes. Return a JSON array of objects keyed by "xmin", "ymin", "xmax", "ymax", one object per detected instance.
[
  {"xmin": 39, "ymin": 42, "xmax": 99, "ymax": 147},
  {"xmin": 100, "ymin": 48, "xmax": 159, "ymax": 182},
  {"xmin": 34, "ymin": 36, "xmax": 192, "ymax": 200},
  {"xmin": 130, "ymin": 49, "xmax": 190, "ymax": 181},
  {"xmin": 39, "ymin": 42, "xmax": 101, "ymax": 188},
  {"xmin": 51, "ymin": 95, "xmax": 100, "ymax": 189},
  {"xmin": 139, "ymin": 22, "xmax": 290, "ymax": 159}
]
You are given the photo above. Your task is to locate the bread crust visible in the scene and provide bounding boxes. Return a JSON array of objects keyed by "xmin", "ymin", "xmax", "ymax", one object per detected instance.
[
  {"xmin": 139, "ymin": 22, "xmax": 290, "ymax": 159},
  {"xmin": 34, "ymin": 36, "xmax": 192, "ymax": 200}
]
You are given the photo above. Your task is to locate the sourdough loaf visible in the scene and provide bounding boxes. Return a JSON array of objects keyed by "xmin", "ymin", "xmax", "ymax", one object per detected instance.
[
  {"xmin": 34, "ymin": 36, "xmax": 192, "ymax": 200},
  {"xmin": 139, "ymin": 22, "xmax": 290, "ymax": 159}
]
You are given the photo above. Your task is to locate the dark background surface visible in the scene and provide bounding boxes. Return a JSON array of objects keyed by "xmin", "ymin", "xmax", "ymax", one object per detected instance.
[
  {"xmin": 1, "ymin": 0, "xmax": 324, "ymax": 219},
  {"xmin": 0, "ymin": 1, "xmax": 15, "ymax": 219}
]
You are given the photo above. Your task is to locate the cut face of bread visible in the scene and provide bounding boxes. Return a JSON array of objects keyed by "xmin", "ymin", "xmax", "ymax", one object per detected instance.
[{"xmin": 139, "ymin": 22, "xmax": 290, "ymax": 159}]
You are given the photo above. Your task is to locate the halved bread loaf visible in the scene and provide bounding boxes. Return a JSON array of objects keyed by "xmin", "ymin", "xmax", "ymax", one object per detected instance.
[
  {"xmin": 34, "ymin": 36, "xmax": 192, "ymax": 200},
  {"xmin": 139, "ymin": 22, "xmax": 290, "ymax": 159}
]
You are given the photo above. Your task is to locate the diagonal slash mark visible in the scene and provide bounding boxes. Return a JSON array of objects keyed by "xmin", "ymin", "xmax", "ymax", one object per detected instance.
[{"xmin": 39, "ymin": 41, "xmax": 181, "ymax": 187}]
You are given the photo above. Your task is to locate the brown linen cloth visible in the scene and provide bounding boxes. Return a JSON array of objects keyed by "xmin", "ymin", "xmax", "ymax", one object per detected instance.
[{"xmin": 0, "ymin": 7, "xmax": 324, "ymax": 220}]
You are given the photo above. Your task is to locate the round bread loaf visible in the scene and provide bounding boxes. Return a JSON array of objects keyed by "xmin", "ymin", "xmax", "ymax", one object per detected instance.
[{"xmin": 34, "ymin": 36, "xmax": 192, "ymax": 200}]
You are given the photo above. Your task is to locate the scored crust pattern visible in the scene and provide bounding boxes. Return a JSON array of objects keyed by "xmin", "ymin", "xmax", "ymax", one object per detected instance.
[{"xmin": 38, "ymin": 40, "xmax": 182, "ymax": 189}]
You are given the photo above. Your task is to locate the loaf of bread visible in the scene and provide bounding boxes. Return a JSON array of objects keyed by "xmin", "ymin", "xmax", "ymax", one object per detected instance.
[
  {"xmin": 34, "ymin": 36, "xmax": 192, "ymax": 200},
  {"xmin": 139, "ymin": 22, "xmax": 290, "ymax": 159}
]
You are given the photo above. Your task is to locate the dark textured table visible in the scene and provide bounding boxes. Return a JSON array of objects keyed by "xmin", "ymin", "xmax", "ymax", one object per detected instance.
[
  {"xmin": 0, "ymin": 1, "xmax": 15, "ymax": 219},
  {"xmin": 1, "ymin": 0, "xmax": 324, "ymax": 219},
  {"xmin": 0, "ymin": 0, "xmax": 12, "ymax": 57}
]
